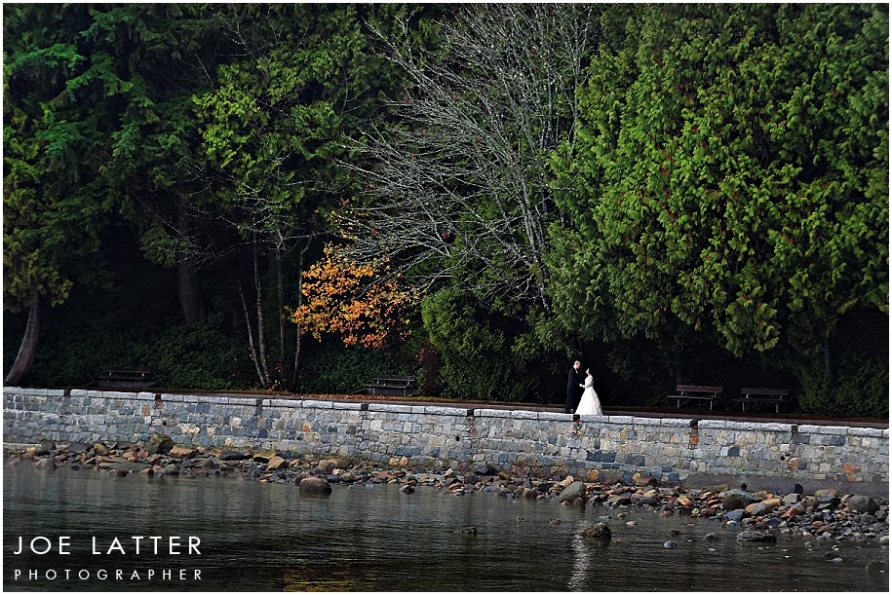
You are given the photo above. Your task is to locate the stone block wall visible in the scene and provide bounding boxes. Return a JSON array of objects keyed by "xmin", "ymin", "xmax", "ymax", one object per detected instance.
[{"xmin": 3, "ymin": 387, "xmax": 888, "ymax": 484}]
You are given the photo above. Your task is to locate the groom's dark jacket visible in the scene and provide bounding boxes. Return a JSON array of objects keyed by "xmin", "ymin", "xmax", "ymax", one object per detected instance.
[{"xmin": 566, "ymin": 367, "xmax": 581, "ymax": 394}]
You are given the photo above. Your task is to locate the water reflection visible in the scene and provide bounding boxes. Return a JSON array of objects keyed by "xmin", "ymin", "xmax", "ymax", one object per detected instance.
[
  {"xmin": 3, "ymin": 464, "xmax": 887, "ymax": 592},
  {"xmin": 568, "ymin": 528, "xmax": 592, "ymax": 592}
]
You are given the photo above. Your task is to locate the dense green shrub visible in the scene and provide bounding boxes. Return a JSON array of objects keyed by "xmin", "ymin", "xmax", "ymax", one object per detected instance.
[
  {"xmin": 298, "ymin": 341, "xmax": 408, "ymax": 394},
  {"xmin": 30, "ymin": 327, "xmax": 147, "ymax": 388},
  {"xmin": 23, "ymin": 299, "xmax": 153, "ymax": 388},
  {"xmin": 422, "ymin": 290, "xmax": 536, "ymax": 401},
  {"xmin": 797, "ymin": 352, "xmax": 889, "ymax": 419},
  {"xmin": 140, "ymin": 321, "xmax": 253, "ymax": 391}
]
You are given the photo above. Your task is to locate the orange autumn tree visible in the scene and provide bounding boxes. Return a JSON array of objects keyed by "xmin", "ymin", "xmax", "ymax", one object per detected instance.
[{"xmin": 292, "ymin": 244, "xmax": 420, "ymax": 348}]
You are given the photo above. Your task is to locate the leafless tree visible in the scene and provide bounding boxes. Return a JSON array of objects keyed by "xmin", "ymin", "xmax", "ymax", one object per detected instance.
[{"xmin": 339, "ymin": 4, "xmax": 599, "ymax": 310}]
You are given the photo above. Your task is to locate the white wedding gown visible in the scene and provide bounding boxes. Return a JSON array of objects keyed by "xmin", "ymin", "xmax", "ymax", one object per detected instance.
[{"xmin": 576, "ymin": 375, "xmax": 603, "ymax": 415}]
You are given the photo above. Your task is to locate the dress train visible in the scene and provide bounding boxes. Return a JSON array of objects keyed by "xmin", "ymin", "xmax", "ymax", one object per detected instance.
[{"xmin": 576, "ymin": 376, "xmax": 602, "ymax": 415}]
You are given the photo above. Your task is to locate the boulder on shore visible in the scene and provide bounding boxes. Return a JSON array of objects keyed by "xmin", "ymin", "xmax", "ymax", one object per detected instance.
[
  {"xmin": 300, "ymin": 477, "xmax": 332, "ymax": 496},
  {"xmin": 722, "ymin": 489, "xmax": 759, "ymax": 510},
  {"xmin": 146, "ymin": 434, "xmax": 174, "ymax": 455},
  {"xmin": 558, "ymin": 480, "xmax": 586, "ymax": 504},
  {"xmin": 847, "ymin": 495, "xmax": 879, "ymax": 514}
]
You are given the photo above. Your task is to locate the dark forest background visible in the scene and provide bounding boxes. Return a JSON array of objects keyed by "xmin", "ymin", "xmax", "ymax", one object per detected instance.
[{"xmin": 4, "ymin": 4, "xmax": 888, "ymax": 417}]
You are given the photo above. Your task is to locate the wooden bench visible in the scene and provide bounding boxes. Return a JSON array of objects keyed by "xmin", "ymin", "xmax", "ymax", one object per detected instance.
[
  {"xmin": 96, "ymin": 367, "xmax": 154, "ymax": 389},
  {"xmin": 733, "ymin": 387, "xmax": 789, "ymax": 413},
  {"xmin": 666, "ymin": 384, "xmax": 723, "ymax": 410},
  {"xmin": 366, "ymin": 375, "xmax": 417, "ymax": 397}
]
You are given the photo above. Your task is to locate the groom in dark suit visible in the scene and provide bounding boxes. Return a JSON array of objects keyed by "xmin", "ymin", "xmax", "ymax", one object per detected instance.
[{"xmin": 565, "ymin": 360, "xmax": 583, "ymax": 413}]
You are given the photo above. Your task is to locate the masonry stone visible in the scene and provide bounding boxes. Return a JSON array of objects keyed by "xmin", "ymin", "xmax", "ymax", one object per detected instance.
[{"xmin": 3, "ymin": 387, "xmax": 887, "ymax": 484}]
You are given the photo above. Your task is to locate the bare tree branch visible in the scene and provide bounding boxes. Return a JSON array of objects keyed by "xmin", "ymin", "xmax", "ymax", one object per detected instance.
[{"xmin": 338, "ymin": 4, "xmax": 598, "ymax": 310}]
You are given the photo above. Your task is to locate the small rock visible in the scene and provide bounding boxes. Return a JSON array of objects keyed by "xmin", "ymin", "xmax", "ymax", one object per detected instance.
[
  {"xmin": 558, "ymin": 475, "xmax": 575, "ymax": 487},
  {"xmin": 865, "ymin": 560, "xmax": 886, "ymax": 575},
  {"xmin": 745, "ymin": 502, "xmax": 772, "ymax": 517},
  {"xmin": 317, "ymin": 459, "xmax": 343, "ymax": 473},
  {"xmin": 632, "ymin": 473, "xmax": 658, "ymax": 487},
  {"xmin": 252, "ymin": 450, "xmax": 278, "ymax": 462},
  {"xmin": 782, "ymin": 493, "xmax": 801, "ymax": 505},
  {"xmin": 736, "ymin": 530, "xmax": 777, "ymax": 543},
  {"xmin": 168, "ymin": 445, "xmax": 196, "ymax": 459},
  {"xmin": 34, "ymin": 458, "xmax": 56, "ymax": 472},
  {"xmin": 581, "ymin": 523, "xmax": 611, "ymax": 543},
  {"xmin": 218, "ymin": 450, "xmax": 248, "ymax": 461},
  {"xmin": 454, "ymin": 526, "xmax": 478, "ymax": 535},
  {"xmin": 606, "ymin": 494, "xmax": 632, "ymax": 507},
  {"xmin": 663, "ymin": 540, "xmax": 680, "ymax": 549},
  {"xmin": 700, "ymin": 484, "xmax": 730, "ymax": 494},
  {"xmin": 473, "ymin": 463, "xmax": 496, "ymax": 476},
  {"xmin": 814, "ymin": 488, "xmax": 839, "ymax": 498},
  {"xmin": 265, "ymin": 455, "xmax": 288, "ymax": 470},
  {"xmin": 635, "ymin": 496, "xmax": 659, "ymax": 507},
  {"xmin": 67, "ymin": 442, "xmax": 89, "ymax": 454}
]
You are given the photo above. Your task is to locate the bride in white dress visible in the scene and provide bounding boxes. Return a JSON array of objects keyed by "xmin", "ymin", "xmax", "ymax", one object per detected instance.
[{"xmin": 576, "ymin": 369, "xmax": 603, "ymax": 415}]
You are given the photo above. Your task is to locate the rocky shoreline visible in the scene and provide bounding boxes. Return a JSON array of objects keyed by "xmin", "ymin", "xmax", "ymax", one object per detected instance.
[{"xmin": 5, "ymin": 438, "xmax": 889, "ymax": 563}]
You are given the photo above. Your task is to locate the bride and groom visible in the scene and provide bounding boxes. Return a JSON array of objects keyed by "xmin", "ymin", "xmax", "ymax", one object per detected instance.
[{"xmin": 565, "ymin": 360, "xmax": 603, "ymax": 416}]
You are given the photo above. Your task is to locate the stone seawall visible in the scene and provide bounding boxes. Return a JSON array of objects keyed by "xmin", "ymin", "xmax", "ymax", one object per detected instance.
[{"xmin": 4, "ymin": 387, "xmax": 888, "ymax": 485}]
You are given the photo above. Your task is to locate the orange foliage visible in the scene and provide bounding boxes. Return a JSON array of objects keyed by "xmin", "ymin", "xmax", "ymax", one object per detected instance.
[{"xmin": 292, "ymin": 244, "xmax": 420, "ymax": 349}]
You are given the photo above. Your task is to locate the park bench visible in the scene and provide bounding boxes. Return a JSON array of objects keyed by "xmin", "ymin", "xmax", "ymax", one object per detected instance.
[
  {"xmin": 666, "ymin": 384, "xmax": 723, "ymax": 410},
  {"xmin": 366, "ymin": 375, "xmax": 417, "ymax": 397},
  {"xmin": 96, "ymin": 367, "xmax": 154, "ymax": 389},
  {"xmin": 733, "ymin": 387, "xmax": 789, "ymax": 413}
]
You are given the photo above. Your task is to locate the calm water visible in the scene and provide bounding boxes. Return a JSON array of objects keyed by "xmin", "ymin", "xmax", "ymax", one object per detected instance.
[{"xmin": 3, "ymin": 464, "xmax": 888, "ymax": 592}]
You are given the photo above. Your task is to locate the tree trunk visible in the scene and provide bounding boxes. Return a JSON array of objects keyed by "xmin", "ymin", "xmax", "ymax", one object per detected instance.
[
  {"xmin": 177, "ymin": 211, "xmax": 201, "ymax": 325},
  {"xmin": 178, "ymin": 257, "xmax": 200, "ymax": 326},
  {"xmin": 275, "ymin": 251, "xmax": 287, "ymax": 391},
  {"xmin": 291, "ymin": 332, "xmax": 302, "ymax": 394},
  {"xmin": 5, "ymin": 294, "xmax": 41, "ymax": 386},
  {"xmin": 253, "ymin": 238, "xmax": 271, "ymax": 385},
  {"xmin": 288, "ymin": 251, "xmax": 305, "ymax": 393},
  {"xmin": 237, "ymin": 277, "xmax": 268, "ymax": 388},
  {"xmin": 824, "ymin": 336, "xmax": 838, "ymax": 404}
]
